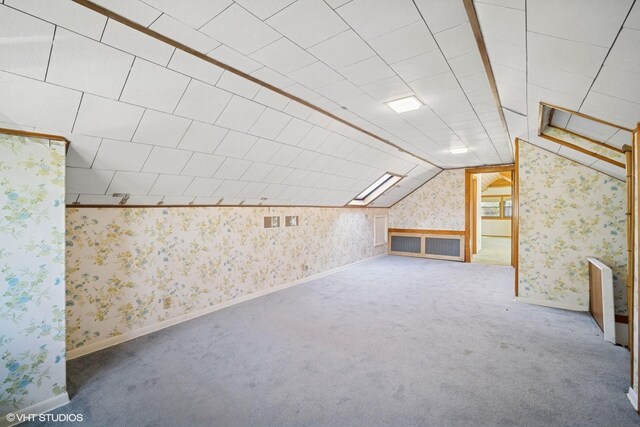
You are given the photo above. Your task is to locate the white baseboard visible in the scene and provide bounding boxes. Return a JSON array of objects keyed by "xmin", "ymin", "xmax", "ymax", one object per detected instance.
[
  {"xmin": 627, "ymin": 387, "xmax": 638, "ymax": 411},
  {"xmin": 1, "ymin": 392, "xmax": 69, "ymax": 427},
  {"xmin": 515, "ymin": 296, "xmax": 587, "ymax": 312},
  {"xmin": 67, "ymin": 254, "xmax": 387, "ymax": 360}
]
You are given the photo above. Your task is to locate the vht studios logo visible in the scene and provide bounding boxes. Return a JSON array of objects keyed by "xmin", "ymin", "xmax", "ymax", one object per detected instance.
[{"xmin": 5, "ymin": 413, "xmax": 84, "ymax": 423}]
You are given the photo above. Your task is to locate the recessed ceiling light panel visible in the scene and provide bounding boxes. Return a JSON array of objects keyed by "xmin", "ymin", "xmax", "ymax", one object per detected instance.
[
  {"xmin": 386, "ymin": 96, "xmax": 422, "ymax": 113},
  {"xmin": 450, "ymin": 147, "xmax": 469, "ymax": 154}
]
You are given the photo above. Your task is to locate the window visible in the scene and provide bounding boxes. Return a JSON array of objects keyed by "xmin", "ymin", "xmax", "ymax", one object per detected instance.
[
  {"xmin": 348, "ymin": 173, "xmax": 403, "ymax": 206},
  {"xmin": 481, "ymin": 195, "xmax": 512, "ymax": 219}
]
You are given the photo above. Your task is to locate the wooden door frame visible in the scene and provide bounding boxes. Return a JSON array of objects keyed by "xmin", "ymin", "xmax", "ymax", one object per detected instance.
[{"xmin": 464, "ymin": 164, "xmax": 517, "ymax": 272}]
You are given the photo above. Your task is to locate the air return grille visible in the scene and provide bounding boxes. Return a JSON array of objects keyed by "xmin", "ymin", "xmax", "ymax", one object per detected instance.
[
  {"xmin": 390, "ymin": 235, "xmax": 421, "ymax": 253},
  {"xmin": 388, "ymin": 229, "xmax": 464, "ymax": 262},
  {"xmin": 425, "ymin": 238, "xmax": 461, "ymax": 258}
]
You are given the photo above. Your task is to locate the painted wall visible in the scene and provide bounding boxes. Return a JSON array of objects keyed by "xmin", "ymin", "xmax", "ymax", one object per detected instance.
[
  {"xmin": 518, "ymin": 141, "xmax": 627, "ymax": 314},
  {"xmin": 0, "ymin": 134, "xmax": 67, "ymax": 416},
  {"xmin": 65, "ymin": 207, "xmax": 387, "ymax": 353},
  {"xmin": 389, "ymin": 169, "xmax": 465, "ymax": 230},
  {"xmin": 481, "ymin": 220, "xmax": 511, "ymax": 237}
]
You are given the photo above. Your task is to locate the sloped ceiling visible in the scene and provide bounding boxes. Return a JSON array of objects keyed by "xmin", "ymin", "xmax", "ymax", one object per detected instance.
[
  {"xmin": 0, "ymin": 0, "xmax": 514, "ymax": 207},
  {"xmin": 475, "ymin": 0, "xmax": 639, "ymax": 178}
]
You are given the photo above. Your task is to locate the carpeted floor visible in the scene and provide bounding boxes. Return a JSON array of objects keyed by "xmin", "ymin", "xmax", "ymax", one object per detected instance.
[
  {"xmin": 472, "ymin": 236, "xmax": 512, "ymax": 266},
  {"xmin": 33, "ymin": 256, "xmax": 637, "ymax": 426}
]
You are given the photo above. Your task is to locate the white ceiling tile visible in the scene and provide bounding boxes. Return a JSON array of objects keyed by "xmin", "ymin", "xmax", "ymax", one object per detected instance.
[
  {"xmin": 527, "ymin": 32, "xmax": 608, "ymax": 79},
  {"xmin": 73, "ymin": 94, "xmax": 144, "ymax": 140},
  {"xmin": 174, "ymin": 79, "xmax": 233, "ymax": 123},
  {"xmin": 6, "ymin": 0, "xmax": 106, "ymax": 40},
  {"xmin": 132, "ymin": 109, "xmax": 191, "ymax": 148},
  {"xmin": 181, "ymin": 152, "xmax": 225, "ymax": 177},
  {"xmin": 183, "ymin": 177, "xmax": 222, "ymax": 197},
  {"xmin": 253, "ymin": 87, "xmax": 290, "ymax": 110},
  {"xmin": 250, "ymin": 38, "xmax": 317, "ymax": 74},
  {"xmin": 65, "ymin": 134, "xmax": 102, "ymax": 168},
  {"xmin": 527, "ymin": 62, "xmax": 592, "ymax": 98},
  {"xmin": 0, "ymin": 6, "xmax": 53, "ymax": 79},
  {"xmin": 263, "ymin": 165, "xmax": 294, "ymax": 184},
  {"xmin": 161, "ymin": 196, "xmax": 197, "ymax": 204},
  {"xmin": 216, "ymin": 70, "xmax": 261, "ymax": 98},
  {"xmin": 0, "ymin": 71, "xmax": 81, "ymax": 132},
  {"xmin": 316, "ymin": 79, "xmax": 364, "ymax": 101},
  {"xmin": 177, "ymin": 121, "xmax": 228, "ymax": 153},
  {"xmin": 267, "ymin": 0, "xmax": 348, "ymax": 48},
  {"xmin": 282, "ymin": 169, "xmax": 309, "ymax": 185},
  {"xmin": 339, "ymin": 56, "xmax": 395, "ymax": 86},
  {"xmin": 337, "ymin": 0, "xmax": 418, "ymax": 40},
  {"xmin": 605, "ymin": 29, "xmax": 640, "ymax": 75},
  {"xmin": 626, "ymin": 1, "xmax": 640, "ymax": 30},
  {"xmin": 208, "ymin": 44, "xmax": 263, "ymax": 73},
  {"xmin": 47, "ymin": 28, "xmax": 133, "ymax": 99},
  {"xmin": 77, "ymin": 194, "xmax": 121, "ymax": 205},
  {"xmin": 606, "ymin": 129, "xmax": 634, "ymax": 149},
  {"xmin": 260, "ymin": 183, "xmax": 287, "ymax": 198},
  {"xmin": 107, "ymin": 171, "xmax": 158, "ymax": 195},
  {"xmin": 589, "ymin": 159, "xmax": 626, "ymax": 181},
  {"xmin": 282, "ymin": 101, "xmax": 314, "ymax": 120},
  {"xmin": 215, "ymin": 95, "xmax": 265, "ymax": 132},
  {"xmin": 241, "ymin": 163, "xmax": 275, "ymax": 181},
  {"xmin": 369, "ymin": 21, "xmax": 437, "ymax": 64},
  {"xmin": 287, "ymin": 61, "xmax": 343, "ymax": 89},
  {"xmin": 92, "ymin": 139, "xmax": 152, "ymax": 171},
  {"xmin": 306, "ymin": 110, "xmax": 332, "ymax": 127},
  {"xmin": 297, "ymin": 126, "xmax": 331, "ymax": 149},
  {"xmin": 212, "ymin": 157, "xmax": 252, "ymax": 179},
  {"xmin": 580, "ymin": 91, "xmax": 640, "ymax": 129},
  {"xmin": 65, "ymin": 193, "xmax": 79, "ymax": 205},
  {"xmin": 141, "ymin": 146, "xmax": 192, "ymax": 174},
  {"xmin": 414, "ymin": 0, "xmax": 468, "ymax": 34},
  {"xmin": 243, "ymin": 138, "xmax": 282, "ymax": 161},
  {"xmin": 361, "ymin": 76, "xmax": 412, "ymax": 101},
  {"xmin": 66, "ymin": 167, "xmax": 114, "ymax": 194},
  {"xmin": 150, "ymin": 14, "xmax": 221, "ymax": 54},
  {"xmin": 433, "ymin": 24, "xmax": 476, "ymax": 59},
  {"xmin": 214, "ymin": 130, "xmax": 258, "ymax": 158},
  {"xmin": 148, "ymin": 174, "xmax": 193, "ymax": 196},
  {"xmin": 270, "ymin": 144, "xmax": 303, "ymax": 166},
  {"xmin": 249, "ymin": 108, "xmax": 291, "ymax": 139},
  {"xmin": 409, "ymin": 70, "xmax": 459, "ymax": 98},
  {"xmin": 102, "ymin": 19, "xmax": 174, "ymax": 66},
  {"xmin": 141, "ymin": 0, "xmax": 232, "ymax": 28},
  {"xmin": 90, "ymin": 0, "xmax": 162, "ymax": 26},
  {"xmin": 528, "ymin": 0, "xmax": 633, "ymax": 47},
  {"xmin": 275, "ymin": 117, "xmax": 313, "ymax": 144},
  {"xmin": 448, "ymin": 51, "xmax": 484, "ymax": 78},
  {"xmin": 200, "ymin": 4, "xmax": 281, "ymax": 55},
  {"xmin": 168, "ymin": 50, "xmax": 224, "ymax": 85},
  {"xmin": 211, "ymin": 180, "xmax": 247, "ymax": 197},
  {"xmin": 125, "ymin": 195, "xmax": 163, "ymax": 205},
  {"xmin": 234, "ymin": 0, "xmax": 295, "ymax": 20},
  {"xmin": 120, "ymin": 59, "xmax": 190, "ymax": 112},
  {"xmin": 592, "ymin": 66, "xmax": 640, "ymax": 105},
  {"xmin": 392, "ymin": 50, "xmax": 450, "ymax": 82},
  {"xmin": 308, "ymin": 29, "xmax": 376, "ymax": 69}
]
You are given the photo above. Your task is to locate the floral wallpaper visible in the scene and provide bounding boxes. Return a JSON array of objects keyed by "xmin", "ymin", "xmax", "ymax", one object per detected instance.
[
  {"xmin": 544, "ymin": 126, "xmax": 626, "ymax": 164},
  {"xmin": 389, "ymin": 170, "xmax": 465, "ymax": 230},
  {"xmin": 518, "ymin": 141, "xmax": 627, "ymax": 314},
  {"xmin": 0, "ymin": 134, "xmax": 67, "ymax": 415},
  {"xmin": 65, "ymin": 207, "xmax": 388, "ymax": 351}
]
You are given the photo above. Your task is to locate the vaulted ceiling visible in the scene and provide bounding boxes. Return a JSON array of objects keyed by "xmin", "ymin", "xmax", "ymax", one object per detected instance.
[{"xmin": 0, "ymin": 0, "xmax": 638, "ymax": 206}]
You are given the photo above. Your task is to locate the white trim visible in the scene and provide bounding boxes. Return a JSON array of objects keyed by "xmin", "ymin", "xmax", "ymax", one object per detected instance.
[
  {"xmin": 586, "ymin": 257, "xmax": 616, "ymax": 344},
  {"xmin": 1, "ymin": 392, "xmax": 69, "ymax": 427},
  {"xmin": 627, "ymin": 387, "xmax": 638, "ymax": 411},
  {"xmin": 67, "ymin": 254, "xmax": 387, "ymax": 360},
  {"xmin": 615, "ymin": 321, "xmax": 629, "ymax": 347},
  {"xmin": 514, "ymin": 296, "xmax": 587, "ymax": 312}
]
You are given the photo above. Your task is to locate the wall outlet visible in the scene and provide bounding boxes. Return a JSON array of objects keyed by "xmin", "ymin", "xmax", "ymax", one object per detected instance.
[{"xmin": 162, "ymin": 296, "xmax": 171, "ymax": 309}]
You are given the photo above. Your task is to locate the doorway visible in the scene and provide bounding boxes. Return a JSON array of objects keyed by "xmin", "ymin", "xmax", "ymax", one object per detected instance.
[{"xmin": 465, "ymin": 165, "xmax": 516, "ymax": 267}]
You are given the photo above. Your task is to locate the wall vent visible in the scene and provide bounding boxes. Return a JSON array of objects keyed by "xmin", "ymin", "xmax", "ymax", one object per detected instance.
[
  {"xmin": 390, "ymin": 235, "xmax": 421, "ymax": 253},
  {"xmin": 388, "ymin": 229, "xmax": 464, "ymax": 261}
]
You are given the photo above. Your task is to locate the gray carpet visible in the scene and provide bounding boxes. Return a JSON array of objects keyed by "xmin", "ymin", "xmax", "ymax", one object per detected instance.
[{"xmin": 33, "ymin": 256, "xmax": 637, "ymax": 426}]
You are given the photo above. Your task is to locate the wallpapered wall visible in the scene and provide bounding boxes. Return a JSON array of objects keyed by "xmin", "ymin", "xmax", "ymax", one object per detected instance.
[
  {"xmin": 388, "ymin": 169, "xmax": 465, "ymax": 230},
  {"xmin": 0, "ymin": 134, "xmax": 67, "ymax": 415},
  {"xmin": 65, "ymin": 207, "xmax": 388, "ymax": 352},
  {"xmin": 518, "ymin": 141, "xmax": 627, "ymax": 314}
]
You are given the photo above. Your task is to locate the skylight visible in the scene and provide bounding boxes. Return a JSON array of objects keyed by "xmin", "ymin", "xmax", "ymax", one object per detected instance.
[
  {"xmin": 386, "ymin": 96, "xmax": 422, "ymax": 113},
  {"xmin": 348, "ymin": 173, "xmax": 402, "ymax": 206}
]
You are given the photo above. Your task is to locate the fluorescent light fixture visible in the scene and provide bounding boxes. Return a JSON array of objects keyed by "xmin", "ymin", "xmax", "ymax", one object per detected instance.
[
  {"xmin": 450, "ymin": 147, "xmax": 469, "ymax": 154},
  {"xmin": 386, "ymin": 96, "xmax": 422, "ymax": 113}
]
